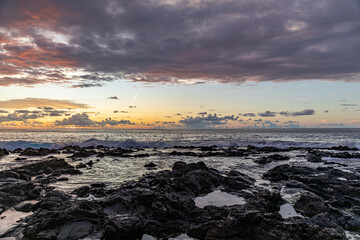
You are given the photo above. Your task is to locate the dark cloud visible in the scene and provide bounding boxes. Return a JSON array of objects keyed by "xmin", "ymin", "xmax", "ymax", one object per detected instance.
[
  {"xmin": 54, "ymin": 113, "xmax": 95, "ymax": 127},
  {"xmin": 71, "ymin": 83, "xmax": 104, "ymax": 88},
  {"xmin": 197, "ymin": 112, "xmax": 207, "ymax": 115},
  {"xmin": 279, "ymin": 111, "xmax": 290, "ymax": 116},
  {"xmin": 46, "ymin": 110, "xmax": 69, "ymax": 117},
  {"xmin": 279, "ymin": 109, "xmax": 315, "ymax": 116},
  {"xmin": 262, "ymin": 120, "xmax": 279, "ymax": 128},
  {"xmin": 1, "ymin": 0, "xmax": 360, "ymax": 86},
  {"xmin": 0, "ymin": 110, "xmax": 9, "ymax": 113},
  {"xmin": 108, "ymin": 96, "xmax": 119, "ymax": 100},
  {"xmin": 291, "ymin": 109, "xmax": 315, "ymax": 116},
  {"xmin": 0, "ymin": 113, "xmax": 24, "ymax": 123},
  {"xmin": 179, "ymin": 113, "xmax": 238, "ymax": 129},
  {"xmin": 129, "ymin": 106, "xmax": 136, "ymax": 108},
  {"xmin": 341, "ymin": 104, "xmax": 357, "ymax": 106},
  {"xmin": 54, "ymin": 113, "xmax": 134, "ymax": 127},
  {"xmin": 98, "ymin": 118, "xmax": 134, "ymax": 126},
  {"xmin": 258, "ymin": 111, "xmax": 276, "ymax": 117},
  {"xmin": 242, "ymin": 113, "xmax": 256, "ymax": 117}
]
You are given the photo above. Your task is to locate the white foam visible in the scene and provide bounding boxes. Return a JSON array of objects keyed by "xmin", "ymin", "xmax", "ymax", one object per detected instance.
[
  {"xmin": 279, "ymin": 204, "xmax": 303, "ymax": 219},
  {"xmin": 77, "ymin": 194, "xmax": 103, "ymax": 201},
  {"xmin": 337, "ymin": 177, "xmax": 348, "ymax": 181},
  {"xmin": 194, "ymin": 190, "xmax": 245, "ymax": 208},
  {"xmin": 345, "ymin": 231, "xmax": 360, "ymax": 240},
  {"xmin": 1, "ymin": 138, "xmax": 359, "ymax": 151}
]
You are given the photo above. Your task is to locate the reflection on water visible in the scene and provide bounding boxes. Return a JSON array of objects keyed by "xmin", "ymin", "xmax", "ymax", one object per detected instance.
[
  {"xmin": 194, "ymin": 190, "xmax": 246, "ymax": 208},
  {"xmin": 0, "ymin": 207, "xmax": 33, "ymax": 235}
]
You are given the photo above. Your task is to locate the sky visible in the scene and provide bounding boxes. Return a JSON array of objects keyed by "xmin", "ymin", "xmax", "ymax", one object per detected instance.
[{"xmin": 0, "ymin": 0, "xmax": 359, "ymax": 129}]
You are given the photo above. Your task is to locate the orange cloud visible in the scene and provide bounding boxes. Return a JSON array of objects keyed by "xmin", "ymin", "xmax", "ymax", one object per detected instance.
[{"xmin": 0, "ymin": 98, "xmax": 90, "ymax": 109}]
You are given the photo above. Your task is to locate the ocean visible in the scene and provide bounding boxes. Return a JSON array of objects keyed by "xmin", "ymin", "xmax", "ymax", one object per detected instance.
[
  {"xmin": 0, "ymin": 128, "xmax": 359, "ymax": 192},
  {"xmin": 1, "ymin": 128, "xmax": 359, "ymax": 150}
]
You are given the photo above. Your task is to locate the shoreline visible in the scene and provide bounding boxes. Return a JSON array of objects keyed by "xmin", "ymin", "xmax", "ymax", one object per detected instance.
[{"xmin": 0, "ymin": 145, "xmax": 359, "ymax": 239}]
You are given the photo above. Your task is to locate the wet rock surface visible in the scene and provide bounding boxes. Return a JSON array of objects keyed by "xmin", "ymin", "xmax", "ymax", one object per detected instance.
[{"xmin": 0, "ymin": 146, "xmax": 359, "ymax": 239}]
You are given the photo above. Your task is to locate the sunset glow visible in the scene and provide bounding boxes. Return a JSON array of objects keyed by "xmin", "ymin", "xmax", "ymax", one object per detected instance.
[{"xmin": 0, "ymin": 0, "xmax": 359, "ymax": 129}]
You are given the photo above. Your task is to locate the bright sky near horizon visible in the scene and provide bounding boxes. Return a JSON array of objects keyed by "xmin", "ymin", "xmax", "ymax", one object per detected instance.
[{"xmin": 0, "ymin": 0, "xmax": 359, "ymax": 129}]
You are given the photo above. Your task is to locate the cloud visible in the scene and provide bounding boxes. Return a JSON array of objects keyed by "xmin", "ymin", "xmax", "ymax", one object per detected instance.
[
  {"xmin": 71, "ymin": 83, "xmax": 104, "ymax": 88},
  {"xmin": 0, "ymin": 113, "xmax": 24, "ymax": 123},
  {"xmin": 1, "ymin": 0, "xmax": 360, "ymax": 86},
  {"xmin": 291, "ymin": 109, "xmax": 315, "ymax": 116},
  {"xmin": 279, "ymin": 109, "xmax": 315, "ymax": 116},
  {"xmin": 54, "ymin": 113, "xmax": 95, "ymax": 127},
  {"xmin": 0, "ymin": 98, "xmax": 89, "ymax": 109},
  {"xmin": 258, "ymin": 111, "xmax": 276, "ymax": 117},
  {"xmin": 241, "ymin": 113, "xmax": 256, "ymax": 117},
  {"xmin": 279, "ymin": 111, "xmax": 291, "ymax": 117},
  {"xmin": 341, "ymin": 104, "xmax": 357, "ymax": 106},
  {"xmin": 108, "ymin": 96, "xmax": 119, "ymax": 100},
  {"xmin": 98, "ymin": 118, "xmax": 134, "ymax": 126},
  {"xmin": 0, "ymin": 110, "xmax": 9, "ymax": 113},
  {"xmin": 54, "ymin": 113, "xmax": 134, "ymax": 127},
  {"xmin": 129, "ymin": 106, "xmax": 136, "ymax": 108},
  {"xmin": 261, "ymin": 120, "xmax": 279, "ymax": 128},
  {"xmin": 197, "ymin": 112, "xmax": 207, "ymax": 115},
  {"xmin": 179, "ymin": 113, "xmax": 238, "ymax": 129}
]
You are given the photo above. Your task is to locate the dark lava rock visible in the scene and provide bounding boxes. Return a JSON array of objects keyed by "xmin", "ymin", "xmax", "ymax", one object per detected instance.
[
  {"xmin": 57, "ymin": 221, "xmax": 94, "ymax": 240},
  {"xmin": 71, "ymin": 149, "xmax": 97, "ymax": 158},
  {"xmin": 72, "ymin": 186, "xmax": 91, "ymax": 197},
  {"xmin": 264, "ymin": 164, "xmax": 360, "ymax": 234},
  {"xmin": 255, "ymin": 154, "xmax": 290, "ymax": 164},
  {"xmin": 307, "ymin": 153, "xmax": 322, "ymax": 162},
  {"xmin": 91, "ymin": 183, "xmax": 106, "ymax": 188},
  {"xmin": 11, "ymin": 161, "xmax": 257, "ymax": 239},
  {"xmin": 294, "ymin": 192, "xmax": 328, "ymax": 217},
  {"xmin": 0, "ymin": 159, "xmax": 81, "ymax": 209},
  {"xmin": 247, "ymin": 145, "xmax": 287, "ymax": 152},
  {"xmin": 2, "ymin": 159, "xmax": 357, "ymax": 240},
  {"xmin": 20, "ymin": 147, "xmax": 58, "ymax": 156},
  {"xmin": 0, "ymin": 148, "xmax": 9, "ymax": 157},
  {"xmin": 57, "ymin": 177, "xmax": 69, "ymax": 181},
  {"xmin": 105, "ymin": 148, "xmax": 134, "ymax": 157},
  {"xmin": 14, "ymin": 201, "xmax": 36, "ymax": 213},
  {"xmin": 76, "ymin": 163, "xmax": 87, "ymax": 169},
  {"xmin": 330, "ymin": 145, "xmax": 358, "ymax": 151},
  {"xmin": 309, "ymin": 149, "xmax": 360, "ymax": 159},
  {"xmin": 12, "ymin": 148, "xmax": 23, "ymax": 153},
  {"xmin": 144, "ymin": 162, "xmax": 157, "ymax": 169}
]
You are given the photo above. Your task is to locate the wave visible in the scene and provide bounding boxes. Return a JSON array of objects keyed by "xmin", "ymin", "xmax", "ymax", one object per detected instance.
[{"xmin": 0, "ymin": 138, "xmax": 359, "ymax": 151}]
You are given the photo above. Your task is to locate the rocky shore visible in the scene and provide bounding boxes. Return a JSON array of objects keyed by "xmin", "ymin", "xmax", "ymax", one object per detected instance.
[{"xmin": 0, "ymin": 146, "xmax": 359, "ymax": 239}]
